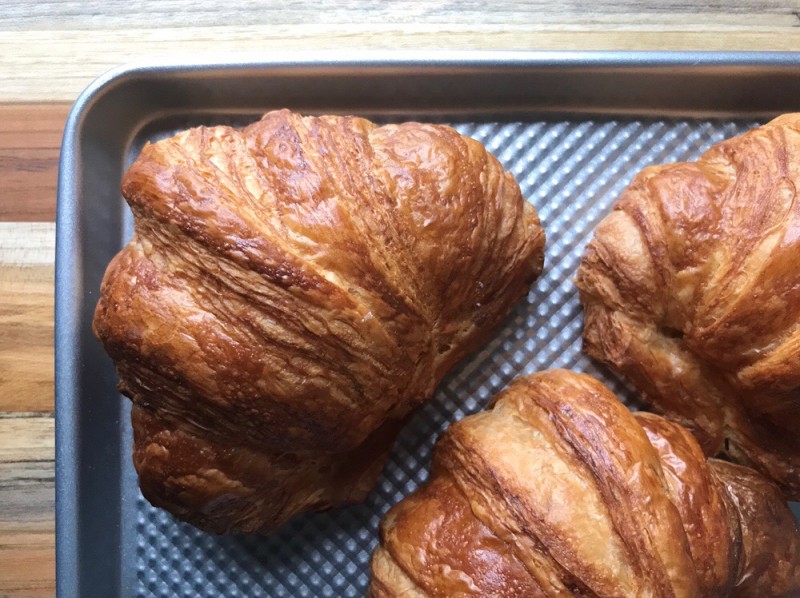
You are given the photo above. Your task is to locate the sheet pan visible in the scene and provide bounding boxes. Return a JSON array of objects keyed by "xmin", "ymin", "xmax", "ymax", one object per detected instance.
[{"xmin": 56, "ymin": 51, "xmax": 800, "ymax": 597}]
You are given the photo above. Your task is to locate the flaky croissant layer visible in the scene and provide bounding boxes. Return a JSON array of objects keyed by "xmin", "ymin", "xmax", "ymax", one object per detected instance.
[
  {"xmin": 93, "ymin": 110, "xmax": 545, "ymax": 533},
  {"xmin": 369, "ymin": 370, "xmax": 800, "ymax": 597},
  {"xmin": 577, "ymin": 114, "xmax": 800, "ymax": 498}
]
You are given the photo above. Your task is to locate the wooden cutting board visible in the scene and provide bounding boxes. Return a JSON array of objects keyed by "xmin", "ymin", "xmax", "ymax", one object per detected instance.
[{"xmin": 4, "ymin": 2, "xmax": 800, "ymax": 595}]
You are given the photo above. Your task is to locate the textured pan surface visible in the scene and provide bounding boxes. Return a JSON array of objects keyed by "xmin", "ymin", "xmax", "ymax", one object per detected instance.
[
  {"xmin": 129, "ymin": 116, "xmax": 754, "ymax": 597},
  {"xmin": 56, "ymin": 54, "xmax": 800, "ymax": 598}
]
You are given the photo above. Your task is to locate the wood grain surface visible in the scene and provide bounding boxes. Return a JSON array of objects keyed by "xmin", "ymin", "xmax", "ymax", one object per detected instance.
[
  {"xmin": 4, "ymin": 1, "xmax": 800, "ymax": 101},
  {"xmin": 0, "ymin": 105, "xmax": 67, "ymax": 222},
  {"xmin": 1, "ymin": 103, "xmax": 62, "ymax": 597},
  {"xmin": 4, "ymin": 2, "xmax": 800, "ymax": 596}
]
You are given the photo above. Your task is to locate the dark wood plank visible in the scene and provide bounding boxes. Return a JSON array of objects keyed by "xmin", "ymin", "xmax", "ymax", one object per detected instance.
[{"xmin": 0, "ymin": 104, "xmax": 68, "ymax": 222}]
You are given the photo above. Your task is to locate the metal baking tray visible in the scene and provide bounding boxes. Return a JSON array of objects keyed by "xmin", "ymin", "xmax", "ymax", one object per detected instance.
[{"xmin": 56, "ymin": 51, "xmax": 800, "ymax": 597}]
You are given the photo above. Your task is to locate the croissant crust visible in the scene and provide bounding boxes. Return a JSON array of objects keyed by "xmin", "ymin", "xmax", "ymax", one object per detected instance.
[
  {"xmin": 92, "ymin": 109, "xmax": 545, "ymax": 533},
  {"xmin": 576, "ymin": 114, "xmax": 800, "ymax": 498},
  {"xmin": 369, "ymin": 370, "xmax": 800, "ymax": 597}
]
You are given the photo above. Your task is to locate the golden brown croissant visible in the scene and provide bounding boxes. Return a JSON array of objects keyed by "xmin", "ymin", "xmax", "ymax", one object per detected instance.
[
  {"xmin": 369, "ymin": 370, "xmax": 800, "ymax": 597},
  {"xmin": 576, "ymin": 114, "xmax": 800, "ymax": 499},
  {"xmin": 92, "ymin": 109, "xmax": 546, "ymax": 534}
]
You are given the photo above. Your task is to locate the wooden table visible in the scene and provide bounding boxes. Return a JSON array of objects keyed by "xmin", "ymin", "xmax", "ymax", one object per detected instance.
[{"xmin": 3, "ymin": 2, "xmax": 800, "ymax": 596}]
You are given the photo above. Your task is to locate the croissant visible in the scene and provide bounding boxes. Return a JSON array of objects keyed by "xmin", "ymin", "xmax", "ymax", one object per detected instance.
[
  {"xmin": 575, "ymin": 114, "xmax": 800, "ymax": 499},
  {"xmin": 369, "ymin": 370, "xmax": 800, "ymax": 597},
  {"xmin": 92, "ymin": 109, "xmax": 546, "ymax": 534}
]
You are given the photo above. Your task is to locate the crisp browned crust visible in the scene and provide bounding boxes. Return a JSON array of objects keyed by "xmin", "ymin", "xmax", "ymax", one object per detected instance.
[
  {"xmin": 92, "ymin": 109, "xmax": 546, "ymax": 534},
  {"xmin": 575, "ymin": 114, "xmax": 800, "ymax": 498},
  {"xmin": 369, "ymin": 370, "xmax": 800, "ymax": 597}
]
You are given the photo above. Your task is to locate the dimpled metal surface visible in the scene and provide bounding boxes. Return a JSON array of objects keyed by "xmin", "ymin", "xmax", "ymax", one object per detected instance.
[{"xmin": 125, "ymin": 116, "xmax": 758, "ymax": 597}]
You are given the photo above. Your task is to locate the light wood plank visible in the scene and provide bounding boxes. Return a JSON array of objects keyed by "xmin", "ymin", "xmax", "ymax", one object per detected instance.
[
  {"xmin": 2, "ymin": 0, "xmax": 799, "ymax": 28},
  {"xmin": 0, "ymin": 417, "xmax": 54, "ymax": 462},
  {"xmin": 0, "ymin": 223, "xmax": 55, "ymax": 414},
  {"xmin": 0, "ymin": 222, "xmax": 55, "ymax": 265},
  {"xmin": 3, "ymin": 26, "xmax": 800, "ymax": 103}
]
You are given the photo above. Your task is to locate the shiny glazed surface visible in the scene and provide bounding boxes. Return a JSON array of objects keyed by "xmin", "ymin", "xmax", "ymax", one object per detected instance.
[
  {"xmin": 92, "ymin": 109, "xmax": 546, "ymax": 533},
  {"xmin": 577, "ymin": 114, "xmax": 800, "ymax": 499},
  {"xmin": 369, "ymin": 370, "xmax": 800, "ymax": 597}
]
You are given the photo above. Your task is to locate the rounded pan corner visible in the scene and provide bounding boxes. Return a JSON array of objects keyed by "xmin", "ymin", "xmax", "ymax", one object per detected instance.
[{"xmin": 61, "ymin": 63, "xmax": 157, "ymax": 150}]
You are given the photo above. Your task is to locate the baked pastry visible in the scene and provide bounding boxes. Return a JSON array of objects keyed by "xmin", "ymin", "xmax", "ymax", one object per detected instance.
[
  {"xmin": 576, "ymin": 114, "xmax": 800, "ymax": 499},
  {"xmin": 369, "ymin": 370, "xmax": 800, "ymax": 597},
  {"xmin": 92, "ymin": 109, "xmax": 546, "ymax": 534}
]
